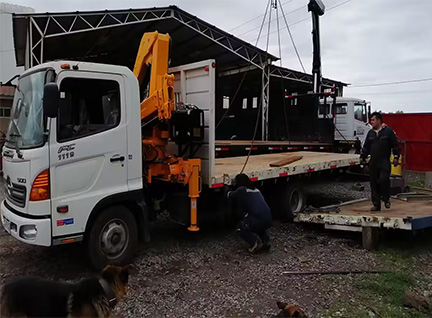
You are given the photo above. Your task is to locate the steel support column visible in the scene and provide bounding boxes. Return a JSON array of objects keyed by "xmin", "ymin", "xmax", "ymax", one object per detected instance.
[{"xmin": 261, "ymin": 59, "xmax": 271, "ymax": 141}]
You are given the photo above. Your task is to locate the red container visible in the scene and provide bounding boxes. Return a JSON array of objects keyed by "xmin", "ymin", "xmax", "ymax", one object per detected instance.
[{"xmin": 382, "ymin": 113, "xmax": 432, "ymax": 172}]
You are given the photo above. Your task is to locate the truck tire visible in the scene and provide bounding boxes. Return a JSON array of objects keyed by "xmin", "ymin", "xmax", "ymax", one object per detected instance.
[
  {"xmin": 87, "ymin": 206, "xmax": 137, "ymax": 270},
  {"xmin": 279, "ymin": 183, "xmax": 306, "ymax": 221}
]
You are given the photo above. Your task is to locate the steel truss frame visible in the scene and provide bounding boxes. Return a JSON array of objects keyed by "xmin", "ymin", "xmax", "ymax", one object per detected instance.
[{"xmin": 18, "ymin": 6, "xmax": 344, "ymax": 140}]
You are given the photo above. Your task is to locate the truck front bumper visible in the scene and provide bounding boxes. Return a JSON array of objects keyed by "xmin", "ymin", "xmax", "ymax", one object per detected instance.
[{"xmin": 1, "ymin": 200, "xmax": 51, "ymax": 247}]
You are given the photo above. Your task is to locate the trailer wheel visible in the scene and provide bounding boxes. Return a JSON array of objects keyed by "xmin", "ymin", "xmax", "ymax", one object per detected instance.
[
  {"xmin": 280, "ymin": 183, "xmax": 306, "ymax": 221},
  {"xmin": 87, "ymin": 206, "xmax": 137, "ymax": 270}
]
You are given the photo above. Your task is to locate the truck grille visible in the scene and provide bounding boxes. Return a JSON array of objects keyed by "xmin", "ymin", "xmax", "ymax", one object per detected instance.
[{"xmin": 6, "ymin": 177, "xmax": 26, "ymax": 208}]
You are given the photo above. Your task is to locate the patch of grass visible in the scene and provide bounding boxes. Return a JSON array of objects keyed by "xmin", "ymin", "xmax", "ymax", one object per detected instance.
[
  {"xmin": 323, "ymin": 272, "xmax": 429, "ymax": 318},
  {"xmin": 407, "ymin": 179, "xmax": 425, "ymax": 189},
  {"xmin": 355, "ymin": 272, "xmax": 413, "ymax": 306},
  {"xmin": 322, "ymin": 248, "xmax": 431, "ymax": 318}
]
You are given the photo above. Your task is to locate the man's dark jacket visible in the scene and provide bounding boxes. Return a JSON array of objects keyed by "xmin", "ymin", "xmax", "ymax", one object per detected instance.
[{"xmin": 361, "ymin": 126, "xmax": 400, "ymax": 167}]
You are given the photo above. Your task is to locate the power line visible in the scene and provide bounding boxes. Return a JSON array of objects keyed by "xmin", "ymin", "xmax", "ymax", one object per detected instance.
[
  {"xmin": 265, "ymin": 0, "xmax": 273, "ymax": 52},
  {"xmin": 250, "ymin": 0, "xmax": 354, "ymax": 44},
  {"xmin": 349, "ymin": 89, "xmax": 431, "ymax": 95},
  {"xmin": 278, "ymin": 0, "xmax": 306, "ymax": 73},
  {"xmin": 275, "ymin": 1, "xmax": 283, "ymax": 67},
  {"xmin": 215, "ymin": 0, "xmax": 271, "ymax": 131},
  {"xmin": 349, "ymin": 78, "xmax": 432, "ymax": 88},
  {"xmin": 237, "ymin": 5, "xmax": 305, "ymax": 37},
  {"xmin": 228, "ymin": 0, "xmax": 299, "ymax": 32}
]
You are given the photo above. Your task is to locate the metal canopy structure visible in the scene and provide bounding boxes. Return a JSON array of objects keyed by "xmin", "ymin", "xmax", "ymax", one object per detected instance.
[
  {"xmin": 270, "ymin": 65, "xmax": 345, "ymax": 90},
  {"xmin": 12, "ymin": 6, "xmax": 278, "ymax": 70},
  {"xmin": 12, "ymin": 5, "xmax": 347, "ymax": 141}
]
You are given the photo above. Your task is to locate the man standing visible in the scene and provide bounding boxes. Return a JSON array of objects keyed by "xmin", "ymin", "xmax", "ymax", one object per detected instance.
[
  {"xmin": 227, "ymin": 174, "xmax": 272, "ymax": 253},
  {"xmin": 361, "ymin": 112, "xmax": 400, "ymax": 211}
]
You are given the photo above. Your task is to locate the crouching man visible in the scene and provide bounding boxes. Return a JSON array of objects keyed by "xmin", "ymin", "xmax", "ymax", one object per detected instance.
[{"xmin": 227, "ymin": 174, "xmax": 272, "ymax": 253}]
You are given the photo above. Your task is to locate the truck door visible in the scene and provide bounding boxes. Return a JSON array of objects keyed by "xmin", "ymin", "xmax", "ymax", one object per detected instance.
[
  {"xmin": 353, "ymin": 103, "xmax": 368, "ymax": 144},
  {"xmin": 334, "ymin": 103, "xmax": 353, "ymax": 141},
  {"xmin": 49, "ymin": 72, "xmax": 128, "ymax": 239}
]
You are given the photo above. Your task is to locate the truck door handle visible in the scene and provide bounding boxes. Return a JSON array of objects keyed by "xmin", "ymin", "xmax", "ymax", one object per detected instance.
[{"xmin": 110, "ymin": 156, "xmax": 125, "ymax": 163}]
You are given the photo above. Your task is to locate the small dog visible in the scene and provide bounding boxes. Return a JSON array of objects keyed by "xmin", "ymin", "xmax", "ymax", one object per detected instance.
[
  {"xmin": 275, "ymin": 301, "xmax": 307, "ymax": 317},
  {"xmin": 1, "ymin": 264, "xmax": 132, "ymax": 318}
]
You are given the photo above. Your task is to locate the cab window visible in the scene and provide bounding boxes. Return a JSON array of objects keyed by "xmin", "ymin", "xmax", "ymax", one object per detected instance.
[
  {"xmin": 354, "ymin": 104, "xmax": 367, "ymax": 122},
  {"xmin": 334, "ymin": 103, "xmax": 348, "ymax": 114},
  {"xmin": 57, "ymin": 78, "xmax": 120, "ymax": 142}
]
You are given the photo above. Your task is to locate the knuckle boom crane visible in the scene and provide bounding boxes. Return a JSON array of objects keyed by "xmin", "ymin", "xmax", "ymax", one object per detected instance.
[{"xmin": 133, "ymin": 32, "xmax": 202, "ymax": 231}]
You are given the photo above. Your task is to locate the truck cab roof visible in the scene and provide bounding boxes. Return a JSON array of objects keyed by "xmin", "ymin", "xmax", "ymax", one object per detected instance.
[
  {"xmin": 20, "ymin": 61, "xmax": 136, "ymax": 81},
  {"xmin": 319, "ymin": 96, "xmax": 367, "ymax": 103}
]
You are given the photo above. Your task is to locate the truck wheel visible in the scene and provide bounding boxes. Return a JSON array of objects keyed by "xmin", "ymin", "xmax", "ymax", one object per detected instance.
[
  {"xmin": 87, "ymin": 206, "xmax": 137, "ymax": 270},
  {"xmin": 280, "ymin": 183, "xmax": 306, "ymax": 221}
]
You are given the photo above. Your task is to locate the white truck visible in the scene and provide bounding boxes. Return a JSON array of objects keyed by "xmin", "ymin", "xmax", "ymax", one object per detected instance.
[
  {"xmin": 319, "ymin": 97, "xmax": 372, "ymax": 153},
  {"xmin": 1, "ymin": 40, "xmax": 361, "ymax": 268}
]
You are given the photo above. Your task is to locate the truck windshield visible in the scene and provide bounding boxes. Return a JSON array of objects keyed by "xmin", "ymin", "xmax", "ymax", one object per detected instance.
[{"xmin": 5, "ymin": 71, "xmax": 46, "ymax": 149}]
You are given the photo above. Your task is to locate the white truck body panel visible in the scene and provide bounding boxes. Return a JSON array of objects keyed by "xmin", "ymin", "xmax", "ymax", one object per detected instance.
[
  {"xmin": 50, "ymin": 71, "xmax": 128, "ymax": 237},
  {"xmin": 168, "ymin": 60, "xmax": 216, "ymax": 186}
]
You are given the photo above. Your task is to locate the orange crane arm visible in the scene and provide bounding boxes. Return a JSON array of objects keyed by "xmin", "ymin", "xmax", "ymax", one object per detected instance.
[
  {"xmin": 133, "ymin": 32, "xmax": 175, "ymax": 121},
  {"xmin": 132, "ymin": 32, "xmax": 201, "ymax": 232}
]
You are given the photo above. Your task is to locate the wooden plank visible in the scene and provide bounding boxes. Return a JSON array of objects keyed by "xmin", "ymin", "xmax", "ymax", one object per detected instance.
[{"xmin": 269, "ymin": 155, "xmax": 303, "ymax": 167}]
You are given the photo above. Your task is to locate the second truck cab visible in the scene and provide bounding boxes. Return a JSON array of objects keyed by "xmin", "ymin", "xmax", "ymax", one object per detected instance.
[{"xmin": 319, "ymin": 97, "xmax": 372, "ymax": 152}]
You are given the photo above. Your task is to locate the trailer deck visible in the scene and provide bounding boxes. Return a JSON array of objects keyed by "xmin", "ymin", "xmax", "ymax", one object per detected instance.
[
  {"xmin": 211, "ymin": 151, "xmax": 359, "ymax": 187},
  {"xmin": 215, "ymin": 140, "xmax": 333, "ymax": 157},
  {"xmin": 296, "ymin": 198, "xmax": 432, "ymax": 231}
]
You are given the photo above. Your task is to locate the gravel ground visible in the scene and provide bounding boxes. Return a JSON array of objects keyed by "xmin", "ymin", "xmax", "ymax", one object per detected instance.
[{"xmin": 0, "ymin": 178, "xmax": 430, "ymax": 317}]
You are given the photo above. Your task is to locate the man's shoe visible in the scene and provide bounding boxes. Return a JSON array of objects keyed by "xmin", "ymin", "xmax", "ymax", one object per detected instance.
[
  {"xmin": 370, "ymin": 206, "xmax": 381, "ymax": 212},
  {"xmin": 384, "ymin": 201, "xmax": 391, "ymax": 209},
  {"xmin": 248, "ymin": 241, "xmax": 263, "ymax": 253}
]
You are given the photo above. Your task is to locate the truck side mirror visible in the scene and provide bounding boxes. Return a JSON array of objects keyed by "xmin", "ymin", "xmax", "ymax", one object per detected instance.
[{"xmin": 43, "ymin": 83, "xmax": 59, "ymax": 118}]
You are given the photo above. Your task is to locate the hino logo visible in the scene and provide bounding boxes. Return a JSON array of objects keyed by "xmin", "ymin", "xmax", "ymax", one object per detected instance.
[
  {"xmin": 58, "ymin": 144, "xmax": 75, "ymax": 154},
  {"xmin": 17, "ymin": 178, "xmax": 26, "ymax": 184}
]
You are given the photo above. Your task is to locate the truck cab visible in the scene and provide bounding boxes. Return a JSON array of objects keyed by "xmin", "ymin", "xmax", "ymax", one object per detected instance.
[
  {"xmin": 319, "ymin": 97, "xmax": 372, "ymax": 152},
  {"xmin": 1, "ymin": 61, "xmax": 145, "ymax": 267}
]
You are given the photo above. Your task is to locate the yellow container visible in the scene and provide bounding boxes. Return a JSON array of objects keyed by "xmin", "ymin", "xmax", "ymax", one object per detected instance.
[{"xmin": 390, "ymin": 155, "xmax": 402, "ymax": 175}]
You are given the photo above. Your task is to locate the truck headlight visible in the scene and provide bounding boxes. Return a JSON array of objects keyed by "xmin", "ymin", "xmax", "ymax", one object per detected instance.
[{"xmin": 20, "ymin": 225, "xmax": 37, "ymax": 240}]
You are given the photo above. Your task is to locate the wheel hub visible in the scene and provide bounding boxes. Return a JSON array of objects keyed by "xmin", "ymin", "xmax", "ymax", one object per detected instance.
[
  {"xmin": 100, "ymin": 220, "xmax": 128, "ymax": 257},
  {"xmin": 290, "ymin": 189, "xmax": 303, "ymax": 213}
]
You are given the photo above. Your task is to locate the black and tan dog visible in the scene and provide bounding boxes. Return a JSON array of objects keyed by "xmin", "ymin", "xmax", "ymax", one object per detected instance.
[
  {"xmin": 274, "ymin": 301, "xmax": 307, "ymax": 317},
  {"xmin": 1, "ymin": 264, "xmax": 132, "ymax": 318}
]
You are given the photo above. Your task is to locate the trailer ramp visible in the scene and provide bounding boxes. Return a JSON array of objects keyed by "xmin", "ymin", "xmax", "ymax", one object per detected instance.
[{"xmin": 295, "ymin": 197, "xmax": 432, "ymax": 249}]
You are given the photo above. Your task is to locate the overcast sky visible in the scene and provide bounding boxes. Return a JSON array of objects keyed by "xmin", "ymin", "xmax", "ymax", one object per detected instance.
[{"xmin": 3, "ymin": 0, "xmax": 432, "ymax": 112}]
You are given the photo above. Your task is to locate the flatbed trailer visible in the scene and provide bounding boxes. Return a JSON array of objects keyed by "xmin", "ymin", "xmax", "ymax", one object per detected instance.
[
  {"xmin": 295, "ymin": 197, "xmax": 432, "ymax": 249},
  {"xmin": 210, "ymin": 151, "xmax": 359, "ymax": 187}
]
